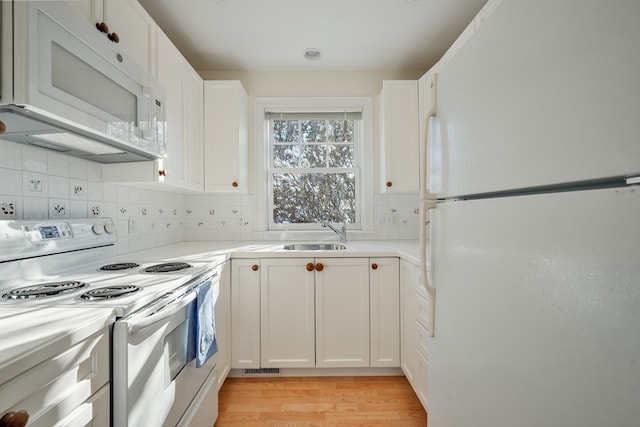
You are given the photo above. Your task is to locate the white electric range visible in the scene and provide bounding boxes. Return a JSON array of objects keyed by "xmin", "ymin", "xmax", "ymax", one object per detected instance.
[{"xmin": 0, "ymin": 218, "xmax": 224, "ymax": 427}]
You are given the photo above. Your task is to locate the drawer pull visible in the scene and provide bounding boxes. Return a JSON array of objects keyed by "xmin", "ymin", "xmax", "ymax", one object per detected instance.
[
  {"xmin": 315, "ymin": 263, "xmax": 324, "ymax": 272},
  {"xmin": 251, "ymin": 264, "xmax": 259, "ymax": 271},
  {"xmin": 305, "ymin": 263, "xmax": 315, "ymax": 271}
]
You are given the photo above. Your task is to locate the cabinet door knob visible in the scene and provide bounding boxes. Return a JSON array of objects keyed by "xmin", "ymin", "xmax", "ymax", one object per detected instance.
[
  {"xmin": 386, "ymin": 181, "xmax": 393, "ymax": 187},
  {"xmin": 158, "ymin": 169, "xmax": 167, "ymax": 177},
  {"xmin": 108, "ymin": 32, "xmax": 120, "ymax": 43},
  {"xmin": 0, "ymin": 410, "xmax": 29, "ymax": 427},
  {"xmin": 371, "ymin": 263, "xmax": 378, "ymax": 270},
  {"xmin": 305, "ymin": 262, "xmax": 315, "ymax": 271},
  {"xmin": 96, "ymin": 22, "xmax": 109, "ymax": 33},
  {"xmin": 251, "ymin": 264, "xmax": 259, "ymax": 271},
  {"xmin": 232, "ymin": 181, "xmax": 239, "ymax": 187},
  {"xmin": 315, "ymin": 263, "xmax": 324, "ymax": 272},
  {"xmin": 0, "ymin": 120, "xmax": 6, "ymax": 134}
]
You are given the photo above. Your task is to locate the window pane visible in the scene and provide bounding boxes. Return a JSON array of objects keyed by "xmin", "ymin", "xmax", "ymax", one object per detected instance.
[
  {"xmin": 301, "ymin": 120, "xmax": 327, "ymax": 143},
  {"xmin": 272, "ymin": 173, "xmax": 356, "ymax": 224},
  {"xmin": 273, "ymin": 145, "xmax": 299, "ymax": 167},
  {"xmin": 327, "ymin": 144, "xmax": 355, "ymax": 167},
  {"xmin": 273, "ymin": 120, "xmax": 299, "ymax": 142},
  {"xmin": 328, "ymin": 120, "xmax": 354, "ymax": 142},
  {"xmin": 300, "ymin": 145, "xmax": 325, "ymax": 168}
]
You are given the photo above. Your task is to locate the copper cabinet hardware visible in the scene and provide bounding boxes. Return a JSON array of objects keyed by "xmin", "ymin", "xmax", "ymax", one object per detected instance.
[
  {"xmin": 251, "ymin": 264, "xmax": 259, "ymax": 271},
  {"xmin": 305, "ymin": 263, "xmax": 315, "ymax": 271},
  {"xmin": 371, "ymin": 263, "xmax": 378, "ymax": 270},
  {"xmin": 386, "ymin": 181, "xmax": 393, "ymax": 187},
  {"xmin": 158, "ymin": 169, "xmax": 167, "ymax": 177},
  {"xmin": 232, "ymin": 181, "xmax": 239, "ymax": 187},
  {"xmin": 0, "ymin": 410, "xmax": 29, "ymax": 427},
  {"xmin": 315, "ymin": 263, "xmax": 324, "ymax": 272},
  {"xmin": 95, "ymin": 22, "xmax": 109, "ymax": 33},
  {"xmin": 108, "ymin": 32, "xmax": 120, "ymax": 43},
  {"xmin": 0, "ymin": 120, "xmax": 6, "ymax": 134}
]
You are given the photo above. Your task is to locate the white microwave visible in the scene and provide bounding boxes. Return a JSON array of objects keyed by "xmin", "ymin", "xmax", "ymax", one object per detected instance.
[{"xmin": 0, "ymin": 1, "xmax": 165, "ymax": 163}]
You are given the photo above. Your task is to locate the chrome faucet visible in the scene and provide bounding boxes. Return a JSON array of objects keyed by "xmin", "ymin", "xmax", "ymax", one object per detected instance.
[{"xmin": 321, "ymin": 220, "xmax": 347, "ymax": 243}]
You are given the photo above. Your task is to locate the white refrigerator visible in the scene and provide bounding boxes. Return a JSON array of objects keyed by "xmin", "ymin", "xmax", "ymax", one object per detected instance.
[{"xmin": 419, "ymin": 1, "xmax": 640, "ymax": 426}]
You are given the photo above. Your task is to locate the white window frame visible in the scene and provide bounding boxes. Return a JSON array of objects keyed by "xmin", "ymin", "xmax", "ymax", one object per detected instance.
[{"xmin": 254, "ymin": 97, "xmax": 374, "ymax": 233}]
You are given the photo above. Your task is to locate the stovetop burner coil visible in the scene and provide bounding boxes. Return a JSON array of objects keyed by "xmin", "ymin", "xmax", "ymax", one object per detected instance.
[
  {"xmin": 143, "ymin": 262, "xmax": 192, "ymax": 273},
  {"xmin": 79, "ymin": 285, "xmax": 141, "ymax": 301},
  {"xmin": 2, "ymin": 281, "xmax": 89, "ymax": 300},
  {"xmin": 99, "ymin": 262, "xmax": 141, "ymax": 271}
]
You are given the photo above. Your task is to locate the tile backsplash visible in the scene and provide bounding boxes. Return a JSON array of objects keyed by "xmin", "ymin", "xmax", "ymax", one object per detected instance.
[{"xmin": 0, "ymin": 140, "xmax": 419, "ymax": 253}]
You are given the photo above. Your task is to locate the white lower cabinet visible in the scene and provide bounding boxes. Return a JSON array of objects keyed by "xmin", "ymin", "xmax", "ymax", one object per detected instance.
[
  {"xmin": 230, "ymin": 259, "xmax": 261, "ymax": 368},
  {"xmin": 260, "ymin": 258, "xmax": 316, "ymax": 367},
  {"xmin": 315, "ymin": 257, "xmax": 371, "ymax": 368},
  {"xmin": 231, "ymin": 257, "xmax": 400, "ymax": 370},
  {"xmin": 369, "ymin": 257, "xmax": 400, "ymax": 367}
]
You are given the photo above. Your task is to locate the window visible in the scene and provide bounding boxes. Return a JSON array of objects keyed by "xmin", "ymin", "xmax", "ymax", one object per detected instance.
[{"xmin": 267, "ymin": 111, "xmax": 361, "ymax": 229}]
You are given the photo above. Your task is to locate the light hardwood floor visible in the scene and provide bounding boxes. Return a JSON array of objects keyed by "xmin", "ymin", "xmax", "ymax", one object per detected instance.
[{"xmin": 215, "ymin": 375, "xmax": 427, "ymax": 427}]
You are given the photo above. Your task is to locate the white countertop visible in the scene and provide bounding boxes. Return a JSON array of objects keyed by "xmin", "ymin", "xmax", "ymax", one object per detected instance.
[
  {"xmin": 124, "ymin": 240, "xmax": 421, "ymax": 266},
  {"xmin": 0, "ymin": 307, "xmax": 115, "ymax": 385}
]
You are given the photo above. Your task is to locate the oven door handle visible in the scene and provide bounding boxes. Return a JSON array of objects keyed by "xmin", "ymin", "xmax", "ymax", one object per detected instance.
[{"xmin": 127, "ymin": 291, "xmax": 197, "ymax": 334}]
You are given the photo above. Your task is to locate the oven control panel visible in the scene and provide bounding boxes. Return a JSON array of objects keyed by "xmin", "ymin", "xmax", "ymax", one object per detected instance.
[{"xmin": 0, "ymin": 218, "xmax": 117, "ymax": 262}]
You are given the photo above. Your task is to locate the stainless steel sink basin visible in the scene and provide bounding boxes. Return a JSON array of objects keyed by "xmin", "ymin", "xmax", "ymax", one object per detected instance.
[{"xmin": 282, "ymin": 243, "xmax": 347, "ymax": 251}]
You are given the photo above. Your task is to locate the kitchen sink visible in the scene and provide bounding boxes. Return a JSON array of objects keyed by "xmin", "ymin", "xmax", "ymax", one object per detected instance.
[{"xmin": 282, "ymin": 243, "xmax": 347, "ymax": 251}]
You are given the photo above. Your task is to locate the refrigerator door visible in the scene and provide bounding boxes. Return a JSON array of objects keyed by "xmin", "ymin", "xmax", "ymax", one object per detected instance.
[
  {"xmin": 434, "ymin": 0, "xmax": 640, "ymax": 198},
  {"xmin": 427, "ymin": 186, "xmax": 640, "ymax": 427}
]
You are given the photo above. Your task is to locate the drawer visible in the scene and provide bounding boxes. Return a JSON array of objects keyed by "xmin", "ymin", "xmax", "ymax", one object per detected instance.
[
  {"xmin": 416, "ymin": 321, "xmax": 429, "ymax": 360},
  {"xmin": 0, "ymin": 327, "xmax": 110, "ymax": 426},
  {"xmin": 416, "ymin": 293, "xmax": 431, "ymax": 332}
]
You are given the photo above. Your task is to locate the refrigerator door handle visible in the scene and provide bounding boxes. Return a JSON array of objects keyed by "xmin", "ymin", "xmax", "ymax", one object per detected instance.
[
  {"xmin": 421, "ymin": 115, "xmax": 439, "ymax": 200},
  {"xmin": 420, "ymin": 200, "xmax": 437, "ymax": 337}
]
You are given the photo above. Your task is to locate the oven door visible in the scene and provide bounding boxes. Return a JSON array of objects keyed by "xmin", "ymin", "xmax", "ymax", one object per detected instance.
[{"xmin": 112, "ymin": 276, "xmax": 218, "ymax": 427}]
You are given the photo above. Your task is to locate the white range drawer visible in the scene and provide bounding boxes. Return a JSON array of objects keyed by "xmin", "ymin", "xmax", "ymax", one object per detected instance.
[{"xmin": 0, "ymin": 327, "xmax": 110, "ymax": 427}]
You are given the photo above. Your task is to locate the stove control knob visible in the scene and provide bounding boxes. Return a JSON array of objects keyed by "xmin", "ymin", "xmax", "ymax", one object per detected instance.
[
  {"xmin": 92, "ymin": 224, "xmax": 105, "ymax": 235},
  {"xmin": 104, "ymin": 223, "xmax": 116, "ymax": 234}
]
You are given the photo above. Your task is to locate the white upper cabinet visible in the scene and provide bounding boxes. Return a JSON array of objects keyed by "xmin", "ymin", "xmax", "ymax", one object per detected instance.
[
  {"xmin": 155, "ymin": 29, "xmax": 185, "ymax": 187},
  {"xmin": 102, "ymin": 27, "xmax": 204, "ymax": 192},
  {"xmin": 379, "ymin": 80, "xmax": 419, "ymax": 193},
  {"xmin": 203, "ymin": 81, "xmax": 249, "ymax": 193},
  {"xmin": 67, "ymin": 0, "xmax": 155, "ymax": 73}
]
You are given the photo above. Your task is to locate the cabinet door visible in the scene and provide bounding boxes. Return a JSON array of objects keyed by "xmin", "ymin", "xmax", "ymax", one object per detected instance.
[
  {"xmin": 183, "ymin": 64, "xmax": 204, "ymax": 190},
  {"xmin": 379, "ymin": 80, "xmax": 419, "ymax": 193},
  {"xmin": 204, "ymin": 81, "xmax": 248, "ymax": 193},
  {"xmin": 315, "ymin": 258, "xmax": 370, "ymax": 367},
  {"xmin": 230, "ymin": 259, "xmax": 261, "ymax": 369},
  {"xmin": 400, "ymin": 260, "xmax": 419, "ymax": 388},
  {"xmin": 156, "ymin": 30, "xmax": 185, "ymax": 187},
  {"xmin": 102, "ymin": 0, "xmax": 154, "ymax": 72},
  {"xmin": 260, "ymin": 258, "xmax": 315, "ymax": 368},
  {"xmin": 370, "ymin": 257, "xmax": 400, "ymax": 367}
]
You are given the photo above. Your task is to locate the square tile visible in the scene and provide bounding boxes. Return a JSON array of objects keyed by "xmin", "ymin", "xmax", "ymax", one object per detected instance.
[
  {"xmin": 0, "ymin": 141, "xmax": 22, "ymax": 169},
  {"xmin": 48, "ymin": 176, "xmax": 69, "ymax": 198},
  {"xmin": 49, "ymin": 199, "xmax": 69, "ymax": 218},
  {"xmin": 0, "ymin": 168, "xmax": 22, "ymax": 195},
  {"xmin": 47, "ymin": 152, "xmax": 69, "ymax": 177},
  {"xmin": 21, "ymin": 145, "xmax": 48, "ymax": 173},
  {"xmin": 22, "ymin": 172, "xmax": 48, "ymax": 197},
  {"xmin": 22, "ymin": 197, "xmax": 48, "ymax": 219}
]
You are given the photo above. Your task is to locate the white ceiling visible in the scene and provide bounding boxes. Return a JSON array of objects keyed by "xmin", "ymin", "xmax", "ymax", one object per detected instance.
[{"xmin": 137, "ymin": 0, "xmax": 488, "ymax": 72}]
